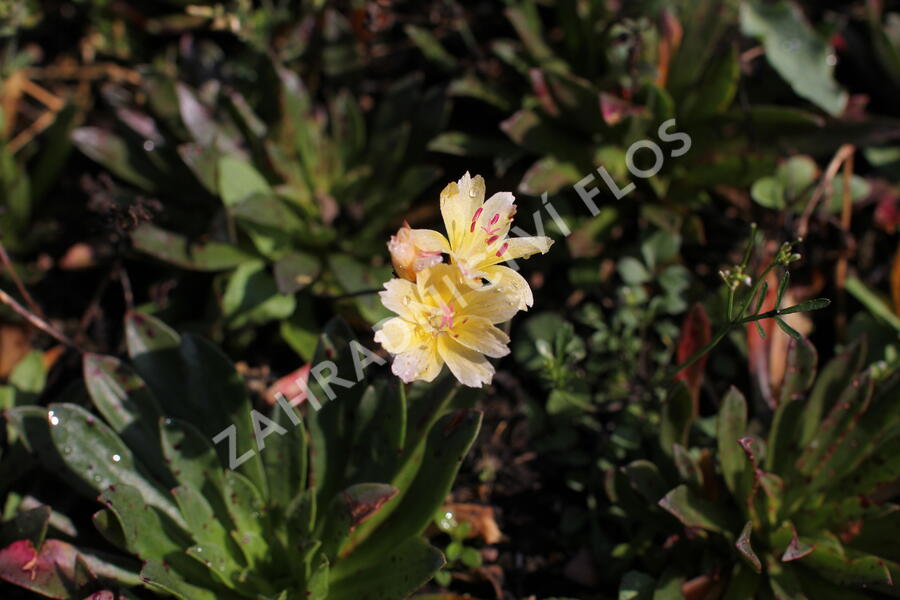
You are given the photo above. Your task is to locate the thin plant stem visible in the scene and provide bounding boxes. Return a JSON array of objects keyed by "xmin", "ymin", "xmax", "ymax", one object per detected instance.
[
  {"xmin": 0, "ymin": 288, "xmax": 79, "ymax": 350},
  {"xmin": 0, "ymin": 240, "xmax": 43, "ymax": 317},
  {"xmin": 670, "ymin": 261, "xmax": 777, "ymax": 379}
]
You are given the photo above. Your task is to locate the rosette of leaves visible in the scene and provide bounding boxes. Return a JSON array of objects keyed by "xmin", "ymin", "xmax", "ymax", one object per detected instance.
[
  {"xmin": 611, "ymin": 337, "xmax": 900, "ymax": 598},
  {"xmin": 72, "ymin": 47, "xmax": 446, "ymax": 342},
  {"xmin": 4, "ymin": 313, "xmax": 480, "ymax": 599},
  {"xmin": 431, "ymin": 0, "xmax": 887, "ymax": 230}
]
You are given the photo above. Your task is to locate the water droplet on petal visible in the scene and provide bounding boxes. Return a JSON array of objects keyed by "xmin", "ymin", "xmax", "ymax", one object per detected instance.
[
  {"xmin": 48, "ymin": 411, "xmax": 60, "ymax": 426},
  {"xmin": 468, "ymin": 188, "xmax": 478, "ymax": 198},
  {"xmin": 112, "ymin": 454, "xmax": 121, "ymax": 463},
  {"xmin": 402, "ymin": 296, "xmax": 412, "ymax": 306}
]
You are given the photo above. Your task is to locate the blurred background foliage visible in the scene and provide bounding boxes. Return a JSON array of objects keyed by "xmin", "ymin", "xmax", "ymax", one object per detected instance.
[{"xmin": 1, "ymin": 0, "xmax": 900, "ymax": 598}]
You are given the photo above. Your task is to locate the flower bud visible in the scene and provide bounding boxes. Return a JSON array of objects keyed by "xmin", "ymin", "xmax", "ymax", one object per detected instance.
[{"xmin": 388, "ymin": 222, "xmax": 444, "ymax": 282}]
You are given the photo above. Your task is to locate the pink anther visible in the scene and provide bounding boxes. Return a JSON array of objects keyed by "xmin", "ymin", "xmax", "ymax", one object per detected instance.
[
  {"xmin": 470, "ymin": 208, "xmax": 483, "ymax": 233},
  {"xmin": 439, "ymin": 302, "xmax": 455, "ymax": 329}
]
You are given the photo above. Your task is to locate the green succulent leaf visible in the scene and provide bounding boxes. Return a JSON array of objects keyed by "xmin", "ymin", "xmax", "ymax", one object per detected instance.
[
  {"xmin": 335, "ymin": 409, "xmax": 482, "ymax": 574},
  {"xmin": 48, "ymin": 403, "xmax": 183, "ymax": 527},
  {"xmin": 718, "ymin": 387, "xmax": 749, "ymax": 499},
  {"xmin": 261, "ymin": 401, "xmax": 309, "ymax": 512},
  {"xmin": 71, "ymin": 127, "xmax": 163, "ymax": 192},
  {"xmin": 223, "ymin": 470, "xmax": 271, "ymax": 569},
  {"xmin": 83, "ymin": 354, "xmax": 169, "ymax": 483},
  {"xmin": 131, "ymin": 224, "xmax": 256, "ymax": 271},
  {"xmin": 799, "ymin": 534, "xmax": 894, "ymax": 589},
  {"xmin": 222, "ymin": 260, "xmax": 297, "ymax": 327},
  {"xmin": 319, "ymin": 483, "xmax": 397, "ymax": 562},
  {"xmin": 621, "ymin": 460, "xmax": 669, "ymax": 504},
  {"xmin": 141, "ymin": 558, "xmax": 221, "ymax": 600},
  {"xmin": 740, "ymin": 0, "xmax": 848, "ymax": 116},
  {"xmin": 800, "ymin": 337, "xmax": 867, "ymax": 446},
  {"xmin": 273, "ymin": 251, "xmax": 321, "ymax": 295},
  {"xmin": 766, "ymin": 339, "xmax": 817, "ymax": 475},
  {"xmin": 796, "ymin": 371, "xmax": 874, "ymax": 479},
  {"xmin": 815, "ymin": 372, "xmax": 900, "ymax": 492},
  {"xmin": 660, "ymin": 382, "xmax": 693, "ymax": 458},
  {"xmin": 306, "ymin": 319, "xmax": 371, "ymax": 510},
  {"xmin": 658, "ymin": 485, "xmax": 738, "ymax": 535},
  {"xmin": 327, "ymin": 537, "xmax": 444, "ymax": 600},
  {"xmin": 217, "ymin": 154, "xmax": 272, "ymax": 207},
  {"xmin": 171, "ymin": 485, "xmax": 243, "ymax": 573}
]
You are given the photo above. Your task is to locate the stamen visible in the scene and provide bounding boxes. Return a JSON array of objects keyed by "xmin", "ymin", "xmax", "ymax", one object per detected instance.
[
  {"xmin": 496, "ymin": 242, "xmax": 509, "ymax": 257},
  {"xmin": 470, "ymin": 208, "xmax": 483, "ymax": 233},
  {"xmin": 439, "ymin": 301, "xmax": 455, "ymax": 330},
  {"xmin": 486, "ymin": 235, "xmax": 499, "ymax": 245}
]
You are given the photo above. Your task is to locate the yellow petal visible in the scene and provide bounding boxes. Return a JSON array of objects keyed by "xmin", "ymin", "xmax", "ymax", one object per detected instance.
[
  {"xmin": 502, "ymin": 236, "xmax": 553, "ymax": 260},
  {"xmin": 475, "ymin": 235, "xmax": 554, "ymax": 273},
  {"xmin": 452, "ymin": 316, "xmax": 510, "ymax": 358},
  {"xmin": 379, "ymin": 278, "xmax": 418, "ymax": 319},
  {"xmin": 461, "ymin": 277, "xmax": 521, "ymax": 323},
  {"xmin": 482, "ymin": 265, "xmax": 533, "ymax": 311},
  {"xmin": 440, "ymin": 173, "xmax": 484, "ymax": 250},
  {"xmin": 392, "ymin": 342, "xmax": 443, "ymax": 383},
  {"xmin": 416, "ymin": 263, "xmax": 468, "ymax": 310},
  {"xmin": 373, "ymin": 317, "xmax": 415, "ymax": 354},
  {"xmin": 437, "ymin": 335, "xmax": 494, "ymax": 388},
  {"xmin": 409, "ymin": 228, "xmax": 451, "ymax": 254}
]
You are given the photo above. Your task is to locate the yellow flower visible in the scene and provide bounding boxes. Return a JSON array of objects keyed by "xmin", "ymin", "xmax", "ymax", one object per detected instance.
[
  {"xmin": 401, "ymin": 173, "xmax": 553, "ymax": 310},
  {"xmin": 374, "ymin": 264, "xmax": 518, "ymax": 387},
  {"xmin": 387, "ymin": 221, "xmax": 445, "ymax": 282}
]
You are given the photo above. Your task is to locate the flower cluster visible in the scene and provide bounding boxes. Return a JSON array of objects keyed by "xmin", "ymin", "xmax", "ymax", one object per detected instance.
[{"xmin": 374, "ymin": 173, "xmax": 553, "ymax": 387}]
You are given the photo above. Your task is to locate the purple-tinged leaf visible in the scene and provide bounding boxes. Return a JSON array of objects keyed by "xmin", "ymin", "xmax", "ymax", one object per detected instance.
[
  {"xmin": 782, "ymin": 526, "xmax": 815, "ymax": 562},
  {"xmin": 736, "ymin": 521, "xmax": 761, "ymax": 573}
]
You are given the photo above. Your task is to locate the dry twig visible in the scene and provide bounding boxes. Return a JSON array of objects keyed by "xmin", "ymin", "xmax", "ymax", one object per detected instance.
[{"xmin": 796, "ymin": 144, "xmax": 855, "ymax": 238}]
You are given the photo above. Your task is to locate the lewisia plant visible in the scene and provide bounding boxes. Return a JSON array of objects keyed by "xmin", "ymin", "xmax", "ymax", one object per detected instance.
[{"xmin": 375, "ymin": 173, "xmax": 553, "ymax": 387}]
